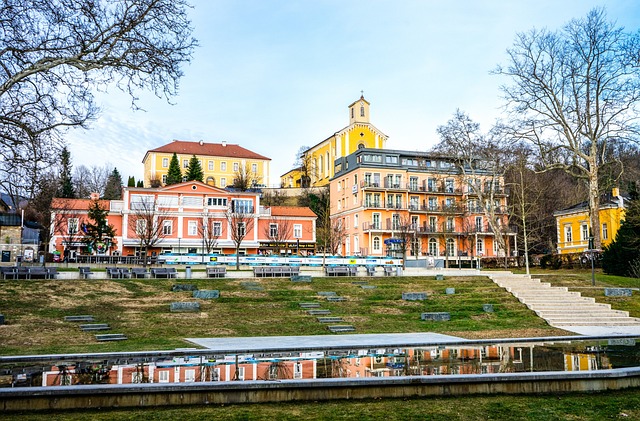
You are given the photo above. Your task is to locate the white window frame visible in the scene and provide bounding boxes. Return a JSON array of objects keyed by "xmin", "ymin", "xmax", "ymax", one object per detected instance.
[
  {"xmin": 233, "ymin": 162, "xmax": 239, "ymax": 172},
  {"xmin": 208, "ymin": 160, "xmax": 214, "ymax": 170},
  {"xmin": 188, "ymin": 221, "xmax": 198, "ymax": 236},
  {"xmin": 581, "ymin": 224, "xmax": 589, "ymax": 241},
  {"xmin": 251, "ymin": 163, "xmax": 258, "ymax": 173},
  {"xmin": 162, "ymin": 174, "xmax": 167, "ymax": 184},
  {"xmin": 183, "ymin": 159, "xmax": 189, "ymax": 168},
  {"xmin": 184, "ymin": 369, "xmax": 196, "ymax": 383},
  {"xmin": 213, "ymin": 221, "xmax": 222, "ymax": 237},
  {"xmin": 68, "ymin": 217, "xmax": 79, "ymax": 234},
  {"xmin": 354, "ymin": 214, "xmax": 359, "ymax": 228},
  {"xmin": 220, "ymin": 178, "xmax": 227, "ymax": 187},
  {"xmin": 158, "ymin": 370, "xmax": 170, "ymax": 383},
  {"xmin": 293, "ymin": 224, "xmax": 302, "ymax": 239},
  {"xmin": 136, "ymin": 219, "xmax": 147, "ymax": 235},
  {"xmin": 565, "ymin": 225, "xmax": 573, "ymax": 242},
  {"xmin": 237, "ymin": 222, "xmax": 246, "ymax": 237},
  {"xmin": 162, "ymin": 220, "xmax": 172, "ymax": 236},
  {"xmin": 428, "ymin": 238, "xmax": 438, "ymax": 256},
  {"xmin": 270, "ymin": 223, "xmax": 278, "ymax": 238},
  {"xmin": 373, "ymin": 236, "xmax": 381, "ymax": 252},
  {"xmin": 602, "ymin": 223, "xmax": 608, "ymax": 240},
  {"xmin": 162, "ymin": 157, "xmax": 169, "ymax": 168},
  {"xmin": 476, "ymin": 238, "xmax": 484, "ymax": 255},
  {"xmin": 221, "ymin": 162, "xmax": 227, "ymax": 172}
]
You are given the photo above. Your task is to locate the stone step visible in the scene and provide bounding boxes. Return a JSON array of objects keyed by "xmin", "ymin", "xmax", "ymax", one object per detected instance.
[
  {"xmin": 519, "ymin": 297, "xmax": 596, "ymax": 304},
  {"xmin": 513, "ymin": 291, "xmax": 578, "ymax": 298},
  {"xmin": 543, "ymin": 316, "xmax": 638, "ymax": 323},
  {"xmin": 535, "ymin": 310, "xmax": 629, "ymax": 317},
  {"xmin": 551, "ymin": 320, "xmax": 640, "ymax": 327}
]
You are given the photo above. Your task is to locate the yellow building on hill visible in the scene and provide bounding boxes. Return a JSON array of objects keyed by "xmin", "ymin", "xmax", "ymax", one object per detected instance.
[
  {"xmin": 554, "ymin": 188, "xmax": 628, "ymax": 254},
  {"xmin": 142, "ymin": 140, "xmax": 270, "ymax": 188},
  {"xmin": 281, "ymin": 95, "xmax": 387, "ymax": 188}
]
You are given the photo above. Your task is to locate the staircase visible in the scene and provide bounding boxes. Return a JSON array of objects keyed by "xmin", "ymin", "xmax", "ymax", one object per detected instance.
[{"xmin": 488, "ymin": 272, "xmax": 640, "ymax": 331}]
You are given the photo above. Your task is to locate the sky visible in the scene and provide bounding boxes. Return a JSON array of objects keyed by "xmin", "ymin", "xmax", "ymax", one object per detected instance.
[{"xmin": 65, "ymin": 0, "xmax": 640, "ymax": 186}]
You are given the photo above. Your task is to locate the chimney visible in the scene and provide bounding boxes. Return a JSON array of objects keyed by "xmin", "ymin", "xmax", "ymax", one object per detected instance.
[
  {"xmin": 221, "ymin": 140, "xmax": 227, "ymax": 147},
  {"xmin": 613, "ymin": 187, "xmax": 624, "ymax": 208},
  {"xmin": 199, "ymin": 139, "xmax": 204, "ymax": 146}
]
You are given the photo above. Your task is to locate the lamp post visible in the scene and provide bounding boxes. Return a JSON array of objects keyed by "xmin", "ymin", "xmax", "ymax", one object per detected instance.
[{"xmin": 297, "ymin": 239, "xmax": 300, "ymax": 256}]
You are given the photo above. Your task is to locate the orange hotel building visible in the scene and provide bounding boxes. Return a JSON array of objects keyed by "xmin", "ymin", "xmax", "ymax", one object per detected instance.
[{"xmin": 329, "ymin": 148, "xmax": 515, "ymax": 263}]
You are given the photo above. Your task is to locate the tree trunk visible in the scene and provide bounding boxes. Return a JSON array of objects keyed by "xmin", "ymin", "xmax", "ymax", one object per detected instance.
[{"xmin": 588, "ymin": 168, "xmax": 601, "ymax": 250}]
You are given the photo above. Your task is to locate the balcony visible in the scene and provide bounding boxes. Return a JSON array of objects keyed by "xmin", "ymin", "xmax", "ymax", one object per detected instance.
[
  {"xmin": 385, "ymin": 202, "xmax": 404, "ymax": 210},
  {"xmin": 360, "ymin": 181, "xmax": 383, "ymax": 190},
  {"xmin": 383, "ymin": 180, "xmax": 407, "ymax": 190},
  {"xmin": 362, "ymin": 200, "xmax": 384, "ymax": 209},
  {"xmin": 362, "ymin": 222, "xmax": 383, "ymax": 232}
]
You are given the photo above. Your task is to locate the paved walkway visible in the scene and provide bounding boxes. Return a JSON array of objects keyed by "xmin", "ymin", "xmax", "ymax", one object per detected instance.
[{"xmin": 488, "ymin": 272, "xmax": 640, "ymax": 336}]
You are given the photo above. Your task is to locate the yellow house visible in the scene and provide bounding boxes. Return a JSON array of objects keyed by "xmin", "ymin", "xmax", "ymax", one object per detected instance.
[
  {"xmin": 554, "ymin": 188, "xmax": 628, "ymax": 254},
  {"xmin": 281, "ymin": 95, "xmax": 387, "ymax": 188},
  {"xmin": 142, "ymin": 140, "xmax": 271, "ymax": 188}
]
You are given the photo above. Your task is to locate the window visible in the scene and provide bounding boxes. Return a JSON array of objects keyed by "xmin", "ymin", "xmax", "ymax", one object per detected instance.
[
  {"xmin": 354, "ymin": 214, "xmax": 359, "ymax": 228},
  {"xmin": 163, "ymin": 220, "xmax": 172, "ymax": 235},
  {"xmin": 476, "ymin": 238, "xmax": 484, "ymax": 255},
  {"xmin": 237, "ymin": 222, "xmax": 246, "ymax": 237},
  {"xmin": 373, "ymin": 236, "xmax": 381, "ymax": 251},
  {"xmin": 213, "ymin": 221, "xmax": 222, "ymax": 236},
  {"xmin": 236, "ymin": 367, "xmax": 245, "ymax": 381},
  {"xmin": 475, "ymin": 216, "xmax": 483, "ymax": 232},
  {"xmin": 221, "ymin": 162, "xmax": 227, "ymax": 171},
  {"xmin": 270, "ymin": 223, "xmax": 278, "ymax": 237},
  {"xmin": 446, "ymin": 238, "xmax": 456, "ymax": 256},
  {"xmin": 429, "ymin": 238, "xmax": 438, "ymax": 255},
  {"xmin": 363, "ymin": 154, "xmax": 382, "ymax": 163},
  {"xmin": 233, "ymin": 162, "xmax": 239, "ymax": 172},
  {"xmin": 445, "ymin": 178, "xmax": 454, "ymax": 193},
  {"xmin": 162, "ymin": 174, "xmax": 167, "ymax": 184},
  {"xmin": 581, "ymin": 224, "xmax": 589, "ymax": 241},
  {"xmin": 182, "ymin": 196, "xmax": 203, "ymax": 207},
  {"xmin": 385, "ymin": 155, "xmax": 398, "ymax": 164},
  {"xmin": 136, "ymin": 219, "xmax": 147, "ymax": 234},
  {"xmin": 409, "ymin": 176, "xmax": 418, "ymax": 190},
  {"xmin": 411, "ymin": 215, "xmax": 418, "ymax": 229},
  {"xmin": 158, "ymin": 370, "xmax": 170, "ymax": 383},
  {"xmin": 251, "ymin": 163, "xmax": 257, "ymax": 173},
  {"xmin": 188, "ymin": 221, "xmax": 198, "ymax": 236},
  {"xmin": 208, "ymin": 160, "xmax": 214, "ymax": 170},
  {"xmin": 162, "ymin": 158, "xmax": 169, "ymax": 167},
  {"xmin": 294, "ymin": 362, "xmax": 303, "ymax": 379},
  {"xmin": 602, "ymin": 223, "xmax": 608, "ymax": 240},
  {"xmin": 184, "ymin": 369, "xmax": 196, "ymax": 383},
  {"xmin": 429, "ymin": 217, "xmax": 437, "ymax": 232},
  {"xmin": 372, "ymin": 213, "xmax": 381, "ymax": 230},
  {"xmin": 392, "ymin": 214, "xmax": 400, "ymax": 230},
  {"xmin": 294, "ymin": 224, "xmax": 302, "ymax": 238},
  {"xmin": 207, "ymin": 197, "xmax": 228, "ymax": 207},
  {"xmin": 183, "ymin": 159, "xmax": 189, "ymax": 168},
  {"xmin": 68, "ymin": 218, "xmax": 79, "ymax": 234},
  {"xmin": 131, "ymin": 372, "xmax": 144, "ymax": 383},
  {"xmin": 360, "ymin": 105, "xmax": 365, "ymax": 117},
  {"xmin": 565, "ymin": 225, "xmax": 572, "ymax": 242},
  {"xmin": 220, "ymin": 178, "xmax": 227, "ymax": 187},
  {"xmin": 231, "ymin": 199, "xmax": 253, "ymax": 213}
]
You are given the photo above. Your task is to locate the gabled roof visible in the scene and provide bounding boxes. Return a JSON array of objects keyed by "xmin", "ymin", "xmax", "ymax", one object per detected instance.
[
  {"xmin": 50, "ymin": 198, "xmax": 110, "ymax": 210},
  {"xmin": 144, "ymin": 140, "xmax": 270, "ymax": 162},
  {"xmin": 554, "ymin": 191, "xmax": 631, "ymax": 215},
  {"xmin": 268, "ymin": 206, "xmax": 317, "ymax": 218}
]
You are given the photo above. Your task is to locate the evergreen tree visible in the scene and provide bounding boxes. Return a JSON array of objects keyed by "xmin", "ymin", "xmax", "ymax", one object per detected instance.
[
  {"xmin": 57, "ymin": 146, "xmax": 75, "ymax": 198},
  {"xmin": 185, "ymin": 154, "xmax": 204, "ymax": 182},
  {"xmin": 103, "ymin": 168, "xmax": 123, "ymax": 200},
  {"xmin": 136, "ymin": 180, "xmax": 144, "ymax": 188},
  {"xmin": 166, "ymin": 153, "xmax": 182, "ymax": 185},
  {"xmin": 127, "ymin": 176, "xmax": 135, "ymax": 187},
  {"xmin": 602, "ymin": 199, "xmax": 640, "ymax": 277},
  {"xmin": 84, "ymin": 199, "xmax": 117, "ymax": 254}
]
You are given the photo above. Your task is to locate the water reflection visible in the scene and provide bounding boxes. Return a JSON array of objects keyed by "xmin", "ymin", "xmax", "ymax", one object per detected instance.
[{"xmin": 1, "ymin": 339, "xmax": 638, "ymax": 388}]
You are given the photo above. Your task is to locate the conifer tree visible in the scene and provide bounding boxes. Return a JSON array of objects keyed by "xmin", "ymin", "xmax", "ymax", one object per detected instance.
[
  {"xmin": 602, "ymin": 199, "xmax": 640, "ymax": 277},
  {"xmin": 166, "ymin": 153, "xmax": 182, "ymax": 185},
  {"xmin": 185, "ymin": 154, "xmax": 204, "ymax": 182},
  {"xmin": 57, "ymin": 146, "xmax": 75, "ymax": 198},
  {"xmin": 136, "ymin": 180, "xmax": 144, "ymax": 188},
  {"xmin": 103, "ymin": 168, "xmax": 123, "ymax": 200},
  {"xmin": 127, "ymin": 176, "xmax": 135, "ymax": 187},
  {"xmin": 84, "ymin": 199, "xmax": 116, "ymax": 254}
]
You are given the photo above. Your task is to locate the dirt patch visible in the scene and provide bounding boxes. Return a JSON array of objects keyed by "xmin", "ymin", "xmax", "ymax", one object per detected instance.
[{"xmin": 371, "ymin": 307, "xmax": 404, "ymax": 315}]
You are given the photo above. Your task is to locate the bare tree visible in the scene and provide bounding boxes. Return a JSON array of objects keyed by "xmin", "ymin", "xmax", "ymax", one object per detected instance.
[
  {"xmin": 494, "ymin": 8, "xmax": 640, "ymax": 249},
  {"xmin": 199, "ymin": 215, "xmax": 221, "ymax": 255},
  {"xmin": 393, "ymin": 215, "xmax": 416, "ymax": 269},
  {"xmin": 225, "ymin": 198, "xmax": 255, "ymax": 269},
  {"xmin": 294, "ymin": 145, "xmax": 314, "ymax": 188},
  {"xmin": 231, "ymin": 167, "xmax": 262, "ymax": 191},
  {"xmin": 50, "ymin": 200, "xmax": 84, "ymax": 264},
  {"xmin": 0, "ymin": 0, "xmax": 196, "ymax": 199},
  {"xmin": 435, "ymin": 110, "xmax": 511, "ymax": 266},
  {"xmin": 129, "ymin": 197, "xmax": 170, "ymax": 266},
  {"xmin": 73, "ymin": 164, "xmax": 112, "ymax": 198},
  {"xmin": 263, "ymin": 215, "xmax": 292, "ymax": 255}
]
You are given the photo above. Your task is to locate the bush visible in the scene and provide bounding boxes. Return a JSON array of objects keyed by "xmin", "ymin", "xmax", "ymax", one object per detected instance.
[{"xmin": 540, "ymin": 254, "xmax": 562, "ymax": 269}]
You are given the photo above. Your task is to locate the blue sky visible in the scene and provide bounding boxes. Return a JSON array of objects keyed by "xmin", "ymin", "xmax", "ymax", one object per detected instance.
[{"xmin": 66, "ymin": 0, "xmax": 640, "ymax": 186}]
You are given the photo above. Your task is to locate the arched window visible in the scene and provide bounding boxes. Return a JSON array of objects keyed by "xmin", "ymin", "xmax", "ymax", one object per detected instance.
[
  {"xmin": 373, "ymin": 236, "xmax": 381, "ymax": 252},
  {"xmin": 360, "ymin": 105, "xmax": 365, "ymax": 117},
  {"xmin": 428, "ymin": 238, "xmax": 437, "ymax": 256},
  {"xmin": 447, "ymin": 238, "xmax": 456, "ymax": 257},
  {"xmin": 476, "ymin": 238, "xmax": 483, "ymax": 255},
  {"xmin": 326, "ymin": 152, "xmax": 330, "ymax": 174},
  {"xmin": 358, "ymin": 143, "xmax": 365, "ymax": 149},
  {"xmin": 206, "ymin": 176, "xmax": 215, "ymax": 186},
  {"xmin": 318, "ymin": 155, "xmax": 323, "ymax": 177}
]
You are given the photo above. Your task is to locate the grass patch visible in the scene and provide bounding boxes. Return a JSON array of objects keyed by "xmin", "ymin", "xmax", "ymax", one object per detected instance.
[{"xmin": 0, "ymin": 275, "xmax": 573, "ymax": 355}]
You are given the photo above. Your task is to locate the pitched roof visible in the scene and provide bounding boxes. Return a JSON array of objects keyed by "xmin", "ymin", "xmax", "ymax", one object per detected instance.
[
  {"xmin": 554, "ymin": 191, "xmax": 631, "ymax": 215},
  {"xmin": 268, "ymin": 206, "xmax": 317, "ymax": 218},
  {"xmin": 51, "ymin": 198, "xmax": 110, "ymax": 210},
  {"xmin": 145, "ymin": 140, "xmax": 271, "ymax": 161}
]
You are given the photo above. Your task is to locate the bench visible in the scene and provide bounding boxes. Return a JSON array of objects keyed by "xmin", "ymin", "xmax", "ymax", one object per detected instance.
[
  {"xmin": 106, "ymin": 267, "xmax": 123, "ymax": 278},
  {"xmin": 151, "ymin": 268, "xmax": 178, "ymax": 278},
  {"xmin": 366, "ymin": 266, "xmax": 376, "ymax": 276},
  {"xmin": 46, "ymin": 267, "xmax": 58, "ymax": 279},
  {"xmin": 130, "ymin": 268, "xmax": 149, "ymax": 278},
  {"xmin": 0, "ymin": 267, "xmax": 17, "ymax": 280},
  {"xmin": 384, "ymin": 266, "xmax": 397, "ymax": 276},
  {"xmin": 27, "ymin": 267, "xmax": 49, "ymax": 279},
  {"xmin": 206, "ymin": 266, "xmax": 227, "ymax": 278},
  {"xmin": 325, "ymin": 266, "xmax": 357, "ymax": 276},
  {"xmin": 253, "ymin": 266, "xmax": 300, "ymax": 278},
  {"xmin": 78, "ymin": 267, "xmax": 94, "ymax": 279}
]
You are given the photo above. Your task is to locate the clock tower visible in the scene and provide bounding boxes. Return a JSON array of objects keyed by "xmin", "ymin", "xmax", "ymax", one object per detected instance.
[{"xmin": 348, "ymin": 94, "xmax": 370, "ymax": 125}]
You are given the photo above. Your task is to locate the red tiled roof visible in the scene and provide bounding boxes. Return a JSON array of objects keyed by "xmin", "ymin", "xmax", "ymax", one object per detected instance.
[
  {"xmin": 268, "ymin": 206, "xmax": 317, "ymax": 217},
  {"xmin": 147, "ymin": 140, "xmax": 271, "ymax": 161},
  {"xmin": 51, "ymin": 198, "xmax": 109, "ymax": 210}
]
